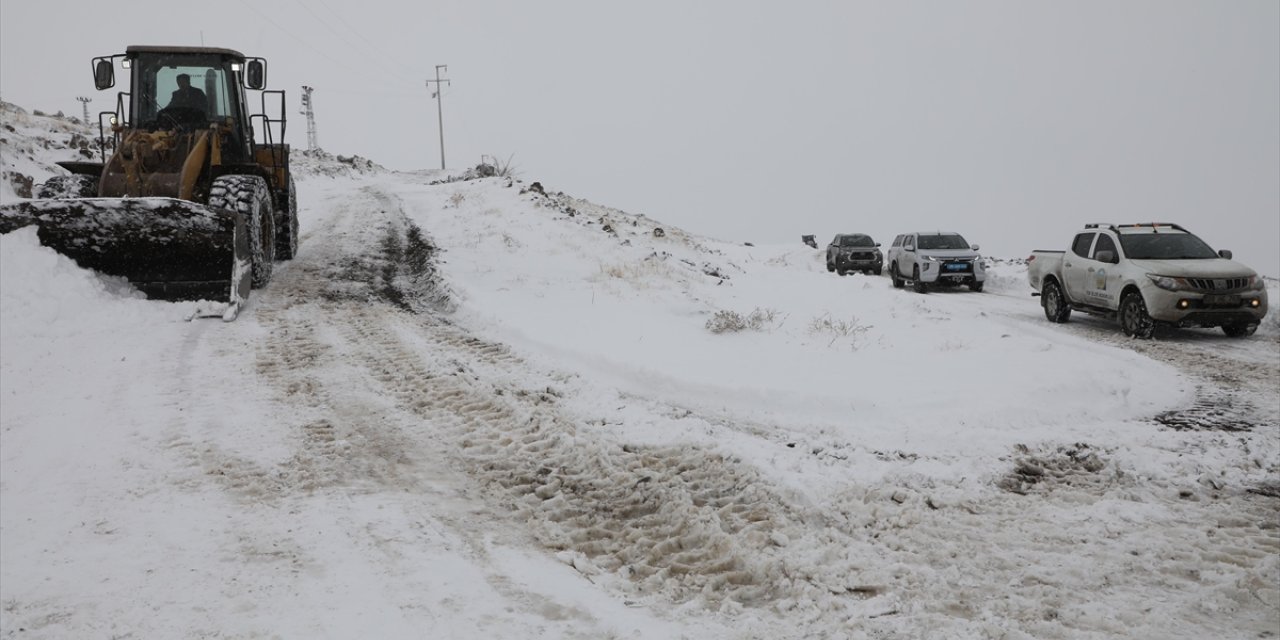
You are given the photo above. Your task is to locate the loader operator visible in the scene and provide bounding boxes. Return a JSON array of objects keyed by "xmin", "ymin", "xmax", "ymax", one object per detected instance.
[{"xmin": 166, "ymin": 74, "xmax": 207, "ymax": 114}]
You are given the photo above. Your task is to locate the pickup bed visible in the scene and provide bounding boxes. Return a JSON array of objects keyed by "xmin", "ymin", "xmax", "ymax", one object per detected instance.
[{"xmin": 1028, "ymin": 223, "xmax": 1268, "ymax": 338}]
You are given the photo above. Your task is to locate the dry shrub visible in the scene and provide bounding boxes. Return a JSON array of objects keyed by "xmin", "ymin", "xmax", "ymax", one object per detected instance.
[{"xmin": 706, "ymin": 308, "xmax": 780, "ymax": 334}]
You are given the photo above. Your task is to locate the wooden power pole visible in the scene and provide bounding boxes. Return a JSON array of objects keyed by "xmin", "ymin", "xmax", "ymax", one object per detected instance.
[{"xmin": 425, "ymin": 65, "xmax": 450, "ymax": 170}]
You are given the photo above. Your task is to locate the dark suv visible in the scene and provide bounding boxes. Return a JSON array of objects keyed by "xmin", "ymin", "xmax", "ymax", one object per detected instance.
[{"xmin": 826, "ymin": 234, "xmax": 883, "ymax": 275}]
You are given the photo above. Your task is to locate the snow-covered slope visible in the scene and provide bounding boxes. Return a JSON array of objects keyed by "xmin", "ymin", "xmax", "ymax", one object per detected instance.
[{"xmin": 2, "ymin": 105, "xmax": 1278, "ymax": 639}]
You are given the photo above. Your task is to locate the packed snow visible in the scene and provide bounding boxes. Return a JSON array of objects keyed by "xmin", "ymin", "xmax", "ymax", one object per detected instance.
[{"xmin": 2, "ymin": 106, "xmax": 1278, "ymax": 639}]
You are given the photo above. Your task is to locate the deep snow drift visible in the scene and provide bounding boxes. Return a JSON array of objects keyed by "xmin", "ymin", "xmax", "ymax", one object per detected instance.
[{"xmin": 2, "ymin": 107, "xmax": 1278, "ymax": 639}]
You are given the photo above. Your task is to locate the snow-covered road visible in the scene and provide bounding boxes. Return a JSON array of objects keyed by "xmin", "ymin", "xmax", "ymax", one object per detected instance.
[{"xmin": 2, "ymin": 160, "xmax": 1277, "ymax": 639}]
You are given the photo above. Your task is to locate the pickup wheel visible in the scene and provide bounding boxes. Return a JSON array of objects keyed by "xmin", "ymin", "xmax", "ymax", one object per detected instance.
[
  {"xmin": 1042, "ymin": 280, "xmax": 1071, "ymax": 323},
  {"xmin": 912, "ymin": 265, "xmax": 927, "ymax": 293},
  {"xmin": 890, "ymin": 263, "xmax": 904, "ymax": 288},
  {"xmin": 837, "ymin": 268, "xmax": 847, "ymax": 276},
  {"xmin": 969, "ymin": 281, "xmax": 984, "ymax": 293},
  {"xmin": 1221, "ymin": 323, "xmax": 1257, "ymax": 338},
  {"xmin": 826, "ymin": 261, "xmax": 835, "ymax": 273},
  {"xmin": 1119, "ymin": 291, "xmax": 1155, "ymax": 339}
]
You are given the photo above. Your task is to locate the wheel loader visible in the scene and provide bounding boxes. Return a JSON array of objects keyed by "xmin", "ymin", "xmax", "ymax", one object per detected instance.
[{"xmin": 0, "ymin": 45, "xmax": 299, "ymax": 320}]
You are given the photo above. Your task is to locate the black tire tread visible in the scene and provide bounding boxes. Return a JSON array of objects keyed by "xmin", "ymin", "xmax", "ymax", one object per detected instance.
[{"xmin": 208, "ymin": 175, "xmax": 275, "ymax": 288}]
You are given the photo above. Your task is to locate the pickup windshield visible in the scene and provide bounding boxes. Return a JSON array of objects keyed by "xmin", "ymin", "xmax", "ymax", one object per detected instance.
[
  {"xmin": 917, "ymin": 234, "xmax": 970, "ymax": 250},
  {"xmin": 839, "ymin": 235, "xmax": 874, "ymax": 247},
  {"xmin": 1119, "ymin": 232, "xmax": 1218, "ymax": 260}
]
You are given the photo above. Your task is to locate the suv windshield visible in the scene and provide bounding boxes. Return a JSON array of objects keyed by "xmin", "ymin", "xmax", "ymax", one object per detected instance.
[
  {"xmin": 1119, "ymin": 232, "xmax": 1218, "ymax": 260},
  {"xmin": 917, "ymin": 234, "xmax": 970, "ymax": 250},
  {"xmin": 839, "ymin": 235, "xmax": 874, "ymax": 247}
]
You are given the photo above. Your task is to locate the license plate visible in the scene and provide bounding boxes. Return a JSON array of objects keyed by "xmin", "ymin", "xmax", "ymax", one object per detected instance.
[
  {"xmin": 1203, "ymin": 294, "xmax": 1240, "ymax": 306},
  {"xmin": 944, "ymin": 263, "xmax": 968, "ymax": 272}
]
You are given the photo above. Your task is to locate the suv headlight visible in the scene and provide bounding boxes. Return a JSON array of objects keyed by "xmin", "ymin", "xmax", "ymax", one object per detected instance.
[{"xmin": 1147, "ymin": 274, "xmax": 1191, "ymax": 291}]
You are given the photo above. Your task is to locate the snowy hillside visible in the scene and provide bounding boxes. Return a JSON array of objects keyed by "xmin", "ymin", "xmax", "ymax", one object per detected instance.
[{"xmin": 2, "ymin": 107, "xmax": 1278, "ymax": 639}]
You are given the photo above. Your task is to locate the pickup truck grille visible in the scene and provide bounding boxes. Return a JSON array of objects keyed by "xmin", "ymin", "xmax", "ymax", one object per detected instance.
[
  {"xmin": 849, "ymin": 251, "xmax": 876, "ymax": 260},
  {"xmin": 1186, "ymin": 277, "xmax": 1250, "ymax": 292}
]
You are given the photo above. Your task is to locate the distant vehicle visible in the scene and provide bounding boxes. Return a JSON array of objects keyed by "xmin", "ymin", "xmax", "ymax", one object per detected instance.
[
  {"xmin": 886, "ymin": 232, "xmax": 986, "ymax": 293},
  {"xmin": 1028, "ymin": 223, "xmax": 1268, "ymax": 338},
  {"xmin": 826, "ymin": 233, "xmax": 882, "ymax": 275}
]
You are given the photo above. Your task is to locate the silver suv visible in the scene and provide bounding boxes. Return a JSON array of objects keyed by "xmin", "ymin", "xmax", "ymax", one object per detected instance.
[{"xmin": 887, "ymin": 232, "xmax": 986, "ymax": 293}]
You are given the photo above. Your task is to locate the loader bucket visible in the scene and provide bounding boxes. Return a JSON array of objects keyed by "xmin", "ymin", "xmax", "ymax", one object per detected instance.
[{"xmin": 0, "ymin": 197, "xmax": 251, "ymax": 307}]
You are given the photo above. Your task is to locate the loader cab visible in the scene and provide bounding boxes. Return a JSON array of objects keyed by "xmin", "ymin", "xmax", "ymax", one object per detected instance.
[{"xmin": 123, "ymin": 46, "xmax": 259, "ymax": 161}]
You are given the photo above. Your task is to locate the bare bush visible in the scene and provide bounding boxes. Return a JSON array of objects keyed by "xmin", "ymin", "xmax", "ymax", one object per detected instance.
[
  {"xmin": 808, "ymin": 313, "xmax": 871, "ymax": 347},
  {"xmin": 705, "ymin": 308, "xmax": 781, "ymax": 334},
  {"xmin": 597, "ymin": 257, "xmax": 678, "ymax": 287}
]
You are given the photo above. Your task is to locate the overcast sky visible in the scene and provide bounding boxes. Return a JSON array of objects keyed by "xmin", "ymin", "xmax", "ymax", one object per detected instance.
[{"xmin": 3, "ymin": 1, "xmax": 1278, "ymax": 274}]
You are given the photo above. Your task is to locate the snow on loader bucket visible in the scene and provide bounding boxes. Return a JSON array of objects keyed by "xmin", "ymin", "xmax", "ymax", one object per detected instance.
[{"xmin": 0, "ymin": 197, "xmax": 252, "ymax": 321}]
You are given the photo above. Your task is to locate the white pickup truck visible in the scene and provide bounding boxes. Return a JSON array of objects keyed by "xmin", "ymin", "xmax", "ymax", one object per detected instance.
[{"xmin": 1028, "ymin": 223, "xmax": 1268, "ymax": 338}]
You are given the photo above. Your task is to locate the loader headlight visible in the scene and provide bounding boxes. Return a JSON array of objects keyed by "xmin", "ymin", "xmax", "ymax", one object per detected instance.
[{"xmin": 1147, "ymin": 275, "xmax": 1190, "ymax": 291}]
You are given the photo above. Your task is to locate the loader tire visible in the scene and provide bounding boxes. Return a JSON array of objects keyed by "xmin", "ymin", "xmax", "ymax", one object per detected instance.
[
  {"xmin": 275, "ymin": 175, "xmax": 300, "ymax": 260},
  {"xmin": 37, "ymin": 175, "xmax": 98, "ymax": 199},
  {"xmin": 209, "ymin": 175, "xmax": 275, "ymax": 288}
]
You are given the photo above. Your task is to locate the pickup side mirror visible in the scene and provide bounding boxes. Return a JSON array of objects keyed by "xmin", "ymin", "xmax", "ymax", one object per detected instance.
[
  {"xmin": 875, "ymin": 242, "xmax": 881, "ymax": 247},
  {"xmin": 1218, "ymin": 249, "xmax": 1233, "ymax": 260},
  {"xmin": 94, "ymin": 58, "xmax": 114, "ymax": 90},
  {"xmin": 971, "ymin": 244, "xmax": 980, "ymax": 252},
  {"xmin": 1094, "ymin": 250, "xmax": 1117, "ymax": 264}
]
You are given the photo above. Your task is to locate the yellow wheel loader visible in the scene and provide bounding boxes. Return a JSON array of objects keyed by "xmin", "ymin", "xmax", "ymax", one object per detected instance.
[{"xmin": 0, "ymin": 45, "xmax": 299, "ymax": 321}]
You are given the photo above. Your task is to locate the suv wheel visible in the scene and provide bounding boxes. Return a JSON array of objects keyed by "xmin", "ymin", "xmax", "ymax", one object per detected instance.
[
  {"xmin": 837, "ymin": 268, "xmax": 847, "ymax": 276},
  {"xmin": 826, "ymin": 261, "xmax": 835, "ymax": 273},
  {"xmin": 890, "ymin": 263, "xmax": 903, "ymax": 288},
  {"xmin": 1042, "ymin": 280, "xmax": 1071, "ymax": 323},
  {"xmin": 1119, "ymin": 291, "xmax": 1155, "ymax": 339},
  {"xmin": 912, "ymin": 265, "xmax": 927, "ymax": 293}
]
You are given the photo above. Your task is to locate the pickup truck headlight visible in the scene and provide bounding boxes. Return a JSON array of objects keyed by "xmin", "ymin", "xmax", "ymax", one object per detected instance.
[{"xmin": 1147, "ymin": 274, "xmax": 1191, "ymax": 291}]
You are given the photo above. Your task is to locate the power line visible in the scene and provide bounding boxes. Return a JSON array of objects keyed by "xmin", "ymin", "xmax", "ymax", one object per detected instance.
[
  {"xmin": 313, "ymin": 0, "xmax": 416, "ymax": 80},
  {"xmin": 290, "ymin": 0, "xmax": 419, "ymax": 86},
  {"xmin": 235, "ymin": 0, "xmax": 406, "ymax": 91}
]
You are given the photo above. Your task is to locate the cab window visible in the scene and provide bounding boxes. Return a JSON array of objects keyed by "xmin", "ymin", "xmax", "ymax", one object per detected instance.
[
  {"xmin": 1071, "ymin": 233, "xmax": 1096, "ymax": 258},
  {"xmin": 1092, "ymin": 234, "xmax": 1118, "ymax": 262},
  {"xmin": 135, "ymin": 54, "xmax": 234, "ymax": 125}
]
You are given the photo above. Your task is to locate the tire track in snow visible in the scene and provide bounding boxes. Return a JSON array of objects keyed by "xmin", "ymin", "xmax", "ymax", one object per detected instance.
[
  {"xmin": 249, "ymin": 184, "xmax": 892, "ymax": 620},
  {"xmin": 201, "ymin": 185, "xmax": 625, "ymax": 637}
]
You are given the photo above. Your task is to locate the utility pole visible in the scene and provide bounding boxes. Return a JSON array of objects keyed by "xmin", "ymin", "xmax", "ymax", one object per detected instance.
[
  {"xmin": 76, "ymin": 96, "xmax": 91, "ymax": 126},
  {"xmin": 300, "ymin": 86, "xmax": 318, "ymax": 151},
  {"xmin": 425, "ymin": 65, "xmax": 450, "ymax": 170}
]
